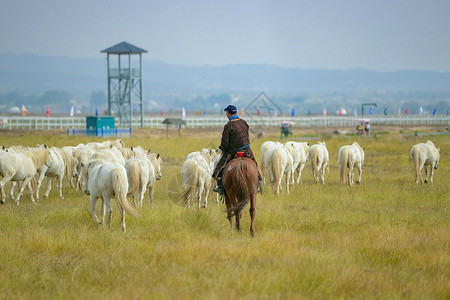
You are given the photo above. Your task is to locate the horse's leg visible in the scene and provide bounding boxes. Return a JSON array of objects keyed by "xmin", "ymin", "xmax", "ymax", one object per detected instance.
[
  {"xmin": 197, "ymin": 186, "xmax": 203, "ymax": 209},
  {"xmin": 57, "ymin": 174, "xmax": 64, "ymax": 199},
  {"xmin": 235, "ymin": 211, "xmax": 242, "ymax": 232},
  {"xmin": 430, "ymin": 163, "xmax": 435, "ymax": 183},
  {"xmin": 90, "ymin": 195, "xmax": 102, "ymax": 225},
  {"xmin": 424, "ymin": 164, "xmax": 429, "ymax": 183},
  {"xmin": 36, "ymin": 168, "xmax": 47, "ymax": 201},
  {"xmin": 44, "ymin": 176, "xmax": 52, "ymax": 198},
  {"xmin": 285, "ymin": 171, "xmax": 291, "ymax": 194},
  {"xmin": 356, "ymin": 164, "xmax": 362, "ymax": 184},
  {"xmin": 100, "ymin": 198, "xmax": 106, "ymax": 225},
  {"xmin": 15, "ymin": 177, "xmax": 32, "ymax": 205},
  {"xmin": 148, "ymin": 185, "xmax": 154, "ymax": 207},
  {"xmin": 249, "ymin": 192, "xmax": 256, "ymax": 236},
  {"xmin": 26, "ymin": 180, "xmax": 38, "ymax": 205},
  {"xmin": 298, "ymin": 164, "xmax": 305, "ymax": 184},
  {"xmin": 319, "ymin": 162, "xmax": 326, "ymax": 184},
  {"xmin": 2, "ymin": 175, "xmax": 14, "ymax": 203},
  {"xmin": 348, "ymin": 164, "xmax": 354, "ymax": 186},
  {"xmin": 105, "ymin": 197, "xmax": 113, "ymax": 228},
  {"xmin": 9, "ymin": 181, "xmax": 17, "ymax": 199},
  {"xmin": 120, "ymin": 206, "xmax": 126, "ymax": 233},
  {"xmin": 203, "ymin": 181, "xmax": 210, "ymax": 208}
]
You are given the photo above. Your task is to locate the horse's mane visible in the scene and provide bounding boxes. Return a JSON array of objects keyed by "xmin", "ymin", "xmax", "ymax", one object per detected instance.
[{"xmin": 24, "ymin": 146, "xmax": 50, "ymax": 168}]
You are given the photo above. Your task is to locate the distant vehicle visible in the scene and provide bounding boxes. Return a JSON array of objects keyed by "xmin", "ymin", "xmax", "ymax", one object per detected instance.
[
  {"xmin": 280, "ymin": 121, "xmax": 294, "ymax": 139},
  {"xmin": 356, "ymin": 118, "xmax": 370, "ymax": 135}
]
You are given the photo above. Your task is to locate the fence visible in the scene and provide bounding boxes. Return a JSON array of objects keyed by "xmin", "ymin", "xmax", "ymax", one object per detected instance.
[
  {"xmin": 0, "ymin": 115, "xmax": 448, "ymax": 131},
  {"xmin": 66, "ymin": 128, "xmax": 132, "ymax": 138}
]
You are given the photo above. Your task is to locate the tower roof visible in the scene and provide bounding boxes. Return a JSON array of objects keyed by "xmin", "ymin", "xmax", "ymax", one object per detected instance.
[{"xmin": 101, "ymin": 41, "xmax": 148, "ymax": 54}]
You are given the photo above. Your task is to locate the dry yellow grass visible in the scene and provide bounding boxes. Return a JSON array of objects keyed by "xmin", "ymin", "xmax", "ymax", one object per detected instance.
[{"xmin": 0, "ymin": 128, "xmax": 448, "ymax": 299}]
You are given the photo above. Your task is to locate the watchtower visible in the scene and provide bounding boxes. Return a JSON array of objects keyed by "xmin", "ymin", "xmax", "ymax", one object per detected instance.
[{"xmin": 101, "ymin": 42, "xmax": 147, "ymax": 128}]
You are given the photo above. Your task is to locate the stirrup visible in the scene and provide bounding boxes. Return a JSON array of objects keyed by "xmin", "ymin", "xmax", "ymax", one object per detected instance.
[{"xmin": 213, "ymin": 185, "xmax": 224, "ymax": 195}]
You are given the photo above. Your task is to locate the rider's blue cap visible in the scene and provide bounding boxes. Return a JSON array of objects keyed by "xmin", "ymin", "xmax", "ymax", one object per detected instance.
[{"xmin": 224, "ymin": 105, "xmax": 237, "ymax": 114}]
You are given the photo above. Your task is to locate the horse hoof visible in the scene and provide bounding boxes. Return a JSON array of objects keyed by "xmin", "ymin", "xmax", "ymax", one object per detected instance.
[
  {"xmin": 356, "ymin": 181, "xmax": 360, "ymax": 184},
  {"xmin": 424, "ymin": 180, "xmax": 428, "ymax": 184}
]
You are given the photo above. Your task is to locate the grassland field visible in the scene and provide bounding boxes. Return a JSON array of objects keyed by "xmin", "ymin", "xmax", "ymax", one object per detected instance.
[{"xmin": 0, "ymin": 126, "xmax": 448, "ymax": 299}]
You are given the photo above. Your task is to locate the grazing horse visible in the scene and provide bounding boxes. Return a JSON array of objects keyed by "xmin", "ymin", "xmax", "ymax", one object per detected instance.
[
  {"xmin": 309, "ymin": 141, "xmax": 329, "ymax": 184},
  {"xmin": 338, "ymin": 142, "xmax": 365, "ymax": 186},
  {"xmin": 81, "ymin": 159, "xmax": 139, "ymax": 232},
  {"xmin": 410, "ymin": 141, "xmax": 440, "ymax": 184},
  {"xmin": 0, "ymin": 145, "xmax": 50, "ymax": 205},
  {"xmin": 222, "ymin": 157, "xmax": 259, "ymax": 236}
]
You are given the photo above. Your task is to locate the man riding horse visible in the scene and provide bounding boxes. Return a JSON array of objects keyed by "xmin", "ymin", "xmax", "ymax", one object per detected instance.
[{"xmin": 212, "ymin": 105, "xmax": 262, "ymax": 194}]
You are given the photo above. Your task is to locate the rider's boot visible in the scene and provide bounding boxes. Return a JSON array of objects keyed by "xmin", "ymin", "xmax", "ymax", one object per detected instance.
[{"xmin": 213, "ymin": 177, "xmax": 224, "ymax": 195}]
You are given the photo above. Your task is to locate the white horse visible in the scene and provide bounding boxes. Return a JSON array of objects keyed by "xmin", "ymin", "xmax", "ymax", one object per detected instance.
[
  {"xmin": 91, "ymin": 147, "xmax": 126, "ymax": 166},
  {"xmin": 36, "ymin": 147, "xmax": 78, "ymax": 200},
  {"xmin": 410, "ymin": 141, "xmax": 440, "ymax": 184},
  {"xmin": 309, "ymin": 141, "xmax": 329, "ymax": 184},
  {"xmin": 0, "ymin": 145, "xmax": 50, "ymax": 205},
  {"xmin": 260, "ymin": 141, "xmax": 277, "ymax": 184},
  {"xmin": 284, "ymin": 141, "xmax": 310, "ymax": 184},
  {"xmin": 338, "ymin": 142, "xmax": 365, "ymax": 186},
  {"xmin": 181, "ymin": 151, "xmax": 214, "ymax": 208},
  {"xmin": 125, "ymin": 155, "xmax": 157, "ymax": 208},
  {"xmin": 85, "ymin": 139, "xmax": 125, "ymax": 150},
  {"xmin": 264, "ymin": 143, "xmax": 293, "ymax": 194},
  {"xmin": 81, "ymin": 159, "xmax": 139, "ymax": 232}
]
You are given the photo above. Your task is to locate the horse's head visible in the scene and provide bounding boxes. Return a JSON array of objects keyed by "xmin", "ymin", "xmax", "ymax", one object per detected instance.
[
  {"xmin": 435, "ymin": 147, "xmax": 440, "ymax": 169},
  {"xmin": 149, "ymin": 153, "xmax": 162, "ymax": 180}
]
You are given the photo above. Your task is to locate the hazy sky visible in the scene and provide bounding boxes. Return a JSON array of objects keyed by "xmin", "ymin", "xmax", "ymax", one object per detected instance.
[{"xmin": 1, "ymin": 0, "xmax": 449, "ymax": 71}]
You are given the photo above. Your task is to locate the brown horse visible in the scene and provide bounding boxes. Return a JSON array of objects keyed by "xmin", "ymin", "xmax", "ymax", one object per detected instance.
[{"xmin": 222, "ymin": 157, "xmax": 258, "ymax": 236}]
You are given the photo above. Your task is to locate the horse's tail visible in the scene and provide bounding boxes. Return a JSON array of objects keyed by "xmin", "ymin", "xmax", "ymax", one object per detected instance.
[
  {"xmin": 412, "ymin": 146, "xmax": 421, "ymax": 184},
  {"xmin": 270, "ymin": 149, "xmax": 282, "ymax": 191},
  {"xmin": 58, "ymin": 148, "xmax": 74, "ymax": 183},
  {"xmin": 339, "ymin": 147, "xmax": 349, "ymax": 185},
  {"xmin": 182, "ymin": 160, "xmax": 199, "ymax": 205},
  {"xmin": 227, "ymin": 159, "xmax": 253, "ymax": 217},
  {"xmin": 310, "ymin": 147, "xmax": 320, "ymax": 182},
  {"xmin": 112, "ymin": 168, "xmax": 140, "ymax": 218},
  {"xmin": 126, "ymin": 159, "xmax": 141, "ymax": 197}
]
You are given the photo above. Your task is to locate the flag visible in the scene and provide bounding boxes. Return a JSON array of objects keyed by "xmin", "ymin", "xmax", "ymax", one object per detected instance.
[
  {"xmin": 202, "ymin": 108, "xmax": 205, "ymax": 117},
  {"xmin": 419, "ymin": 106, "xmax": 423, "ymax": 115},
  {"xmin": 257, "ymin": 108, "xmax": 260, "ymax": 116},
  {"xmin": 241, "ymin": 107, "xmax": 245, "ymax": 116},
  {"xmin": 369, "ymin": 107, "xmax": 373, "ymax": 115},
  {"xmin": 70, "ymin": 106, "xmax": 74, "ymax": 117},
  {"xmin": 323, "ymin": 108, "xmax": 327, "ymax": 117},
  {"xmin": 307, "ymin": 109, "xmax": 311, "ymax": 117},
  {"xmin": 405, "ymin": 108, "xmax": 408, "ymax": 115},
  {"xmin": 384, "ymin": 107, "xmax": 387, "ymax": 116},
  {"xmin": 398, "ymin": 108, "xmax": 401, "ymax": 117},
  {"xmin": 46, "ymin": 106, "xmax": 50, "ymax": 117},
  {"xmin": 160, "ymin": 108, "xmax": 163, "ymax": 116},
  {"xmin": 339, "ymin": 108, "xmax": 342, "ymax": 116},
  {"xmin": 95, "ymin": 108, "xmax": 98, "ymax": 116},
  {"xmin": 274, "ymin": 109, "xmax": 278, "ymax": 117},
  {"xmin": 22, "ymin": 105, "xmax": 27, "ymax": 117},
  {"xmin": 354, "ymin": 107, "xmax": 357, "ymax": 117},
  {"xmin": 291, "ymin": 108, "xmax": 295, "ymax": 117},
  {"xmin": 182, "ymin": 107, "xmax": 186, "ymax": 119},
  {"xmin": 433, "ymin": 108, "xmax": 436, "ymax": 116}
]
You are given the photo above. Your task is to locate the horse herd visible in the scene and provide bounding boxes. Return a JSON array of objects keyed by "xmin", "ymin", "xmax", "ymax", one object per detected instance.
[{"xmin": 0, "ymin": 138, "xmax": 441, "ymax": 234}]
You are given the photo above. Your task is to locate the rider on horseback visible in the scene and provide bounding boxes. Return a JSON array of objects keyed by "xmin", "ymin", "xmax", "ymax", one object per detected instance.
[{"xmin": 212, "ymin": 104, "xmax": 262, "ymax": 195}]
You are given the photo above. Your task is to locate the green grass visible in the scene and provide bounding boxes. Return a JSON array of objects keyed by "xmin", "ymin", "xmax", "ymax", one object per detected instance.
[{"xmin": 0, "ymin": 132, "xmax": 448, "ymax": 299}]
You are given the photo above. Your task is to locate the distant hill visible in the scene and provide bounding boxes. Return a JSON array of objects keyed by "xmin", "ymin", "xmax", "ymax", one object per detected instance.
[{"xmin": 1, "ymin": 53, "xmax": 449, "ymax": 94}]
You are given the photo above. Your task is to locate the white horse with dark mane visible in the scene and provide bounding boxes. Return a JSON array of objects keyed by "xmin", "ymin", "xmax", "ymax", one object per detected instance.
[
  {"xmin": 309, "ymin": 141, "xmax": 329, "ymax": 184},
  {"xmin": 0, "ymin": 145, "xmax": 50, "ymax": 205},
  {"xmin": 284, "ymin": 141, "xmax": 310, "ymax": 184},
  {"xmin": 36, "ymin": 147, "xmax": 78, "ymax": 200},
  {"xmin": 410, "ymin": 141, "xmax": 440, "ymax": 184},
  {"xmin": 181, "ymin": 150, "xmax": 215, "ymax": 208},
  {"xmin": 338, "ymin": 142, "xmax": 365, "ymax": 186},
  {"xmin": 264, "ymin": 143, "xmax": 293, "ymax": 194},
  {"xmin": 81, "ymin": 159, "xmax": 139, "ymax": 232}
]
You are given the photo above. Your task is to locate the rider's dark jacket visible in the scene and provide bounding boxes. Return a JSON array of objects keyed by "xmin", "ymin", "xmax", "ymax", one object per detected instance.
[{"xmin": 212, "ymin": 116, "xmax": 256, "ymax": 179}]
